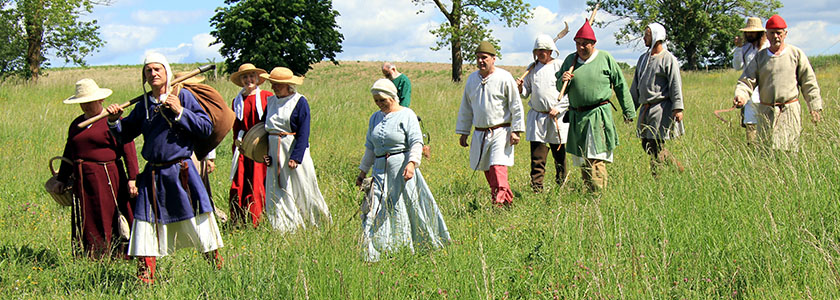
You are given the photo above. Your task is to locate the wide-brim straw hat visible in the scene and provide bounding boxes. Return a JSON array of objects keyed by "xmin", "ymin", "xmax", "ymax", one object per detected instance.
[
  {"xmin": 740, "ymin": 17, "xmax": 764, "ymax": 32},
  {"xmin": 229, "ymin": 63, "xmax": 267, "ymax": 87},
  {"xmin": 241, "ymin": 122, "xmax": 268, "ymax": 161},
  {"xmin": 174, "ymin": 71, "xmax": 205, "ymax": 84},
  {"xmin": 63, "ymin": 78, "xmax": 113, "ymax": 104},
  {"xmin": 260, "ymin": 67, "xmax": 304, "ymax": 86}
]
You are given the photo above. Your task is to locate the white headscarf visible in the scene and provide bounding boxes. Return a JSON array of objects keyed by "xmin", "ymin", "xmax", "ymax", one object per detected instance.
[
  {"xmin": 370, "ymin": 78, "xmax": 398, "ymax": 100},
  {"xmin": 638, "ymin": 23, "xmax": 667, "ymax": 77},
  {"xmin": 533, "ymin": 34, "xmax": 558, "ymax": 54},
  {"xmin": 142, "ymin": 52, "xmax": 173, "ymax": 119}
]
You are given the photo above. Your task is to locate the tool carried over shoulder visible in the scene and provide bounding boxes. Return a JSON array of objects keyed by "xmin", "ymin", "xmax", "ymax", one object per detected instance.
[{"xmin": 517, "ymin": 21, "xmax": 570, "ymax": 81}]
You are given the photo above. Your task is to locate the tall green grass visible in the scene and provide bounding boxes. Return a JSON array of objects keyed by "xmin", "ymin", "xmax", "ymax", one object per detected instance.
[{"xmin": 0, "ymin": 57, "xmax": 838, "ymax": 298}]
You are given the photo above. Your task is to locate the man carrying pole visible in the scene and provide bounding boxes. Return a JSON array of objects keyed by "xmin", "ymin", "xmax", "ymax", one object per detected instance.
[
  {"xmin": 557, "ymin": 19, "xmax": 636, "ymax": 193},
  {"xmin": 630, "ymin": 23, "xmax": 685, "ymax": 176},
  {"xmin": 733, "ymin": 15, "xmax": 823, "ymax": 151},
  {"xmin": 517, "ymin": 34, "xmax": 569, "ymax": 192}
]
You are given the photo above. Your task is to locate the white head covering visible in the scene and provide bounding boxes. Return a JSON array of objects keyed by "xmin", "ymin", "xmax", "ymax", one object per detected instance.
[
  {"xmin": 646, "ymin": 23, "xmax": 667, "ymax": 52},
  {"xmin": 141, "ymin": 52, "xmax": 173, "ymax": 119},
  {"xmin": 370, "ymin": 78, "xmax": 398, "ymax": 100},
  {"xmin": 533, "ymin": 34, "xmax": 558, "ymax": 53}
]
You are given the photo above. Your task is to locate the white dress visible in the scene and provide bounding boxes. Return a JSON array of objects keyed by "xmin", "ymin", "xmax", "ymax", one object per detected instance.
[
  {"xmin": 264, "ymin": 93, "xmax": 331, "ymax": 232},
  {"xmin": 521, "ymin": 60, "xmax": 569, "ymax": 144}
]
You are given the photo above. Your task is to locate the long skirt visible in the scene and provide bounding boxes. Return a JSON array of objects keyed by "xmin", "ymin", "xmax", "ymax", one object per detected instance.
[
  {"xmin": 264, "ymin": 135, "xmax": 331, "ymax": 233},
  {"xmin": 72, "ymin": 160, "xmax": 133, "ymax": 259},
  {"xmin": 360, "ymin": 152, "xmax": 451, "ymax": 262},
  {"xmin": 127, "ymin": 212, "xmax": 223, "ymax": 256},
  {"xmin": 229, "ymin": 152, "xmax": 267, "ymax": 226}
]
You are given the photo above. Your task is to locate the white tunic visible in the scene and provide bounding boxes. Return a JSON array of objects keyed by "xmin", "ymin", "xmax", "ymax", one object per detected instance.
[
  {"xmin": 264, "ymin": 93, "xmax": 331, "ymax": 233},
  {"xmin": 733, "ymin": 41, "xmax": 769, "ymax": 124},
  {"xmin": 455, "ymin": 68, "xmax": 526, "ymax": 171},
  {"xmin": 520, "ymin": 60, "xmax": 569, "ymax": 144}
]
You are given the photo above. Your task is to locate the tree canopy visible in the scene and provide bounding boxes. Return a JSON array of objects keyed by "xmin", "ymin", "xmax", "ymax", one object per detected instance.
[
  {"xmin": 413, "ymin": 0, "xmax": 532, "ymax": 82},
  {"xmin": 210, "ymin": 0, "xmax": 344, "ymax": 76},
  {"xmin": 0, "ymin": 0, "xmax": 107, "ymax": 80},
  {"xmin": 591, "ymin": 0, "xmax": 781, "ymax": 70}
]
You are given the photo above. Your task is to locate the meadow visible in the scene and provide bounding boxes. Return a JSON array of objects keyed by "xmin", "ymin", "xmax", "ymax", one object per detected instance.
[{"xmin": 0, "ymin": 56, "xmax": 839, "ymax": 299}]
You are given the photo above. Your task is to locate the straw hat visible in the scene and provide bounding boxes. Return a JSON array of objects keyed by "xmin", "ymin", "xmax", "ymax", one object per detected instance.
[
  {"xmin": 63, "ymin": 78, "xmax": 113, "ymax": 104},
  {"xmin": 229, "ymin": 63, "xmax": 267, "ymax": 87},
  {"xmin": 241, "ymin": 122, "xmax": 268, "ymax": 161},
  {"xmin": 174, "ymin": 71, "xmax": 205, "ymax": 84},
  {"xmin": 740, "ymin": 17, "xmax": 764, "ymax": 32},
  {"xmin": 260, "ymin": 67, "xmax": 304, "ymax": 86}
]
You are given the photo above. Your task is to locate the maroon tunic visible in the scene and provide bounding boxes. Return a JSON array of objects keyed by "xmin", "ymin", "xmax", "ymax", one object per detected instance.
[
  {"xmin": 57, "ymin": 115, "xmax": 139, "ymax": 258},
  {"xmin": 229, "ymin": 90, "xmax": 271, "ymax": 227}
]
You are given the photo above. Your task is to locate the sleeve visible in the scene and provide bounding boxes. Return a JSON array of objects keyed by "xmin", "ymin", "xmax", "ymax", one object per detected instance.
[
  {"xmin": 288, "ymin": 96, "xmax": 311, "ymax": 164},
  {"xmin": 173, "ymin": 90, "xmax": 213, "ymax": 138},
  {"xmin": 109, "ymin": 96, "xmax": 144, "ymax": 145},
  {"xmin": 205, "ymin": 148, "xmax": 216, "ymax": 160},
  {"xmin": 405, "ymin": 111, "xmax": 423, "ymax": 166},
  {"xmin": 556, "ymin": 54, "xmax": 576, "ymax": 95},
  {"xmin": 732, "ymin": 46, "xmax": 745, "ymax": 70},
  {"xmin": 506, "ymin": 76, "xmax": 526, "ymax": 132},
  {"xmin": 630, "ymin": 57, "xmax": 641, "ymax": 110},
  {"xmin": 735, "ymin": 58, "xmax": 759, "ymax": 100},
  {"xmin": 609, "ymin": 55, "xmax": 636, "ymax": 120},
  {"xmin": 455, "ymin": 81, "xmax": 474, "ymax": 135},
  {"xmin": 398, "ymin": 76, "xmax": 412, "ymax": 107},
  {"xmin": 795, "ymin": 49, "xmax": 823, "ymax": 111},
  {"xmin": 520, "ymin": 63, "xmax": 533, "ymax": 99},
  {"xmin": 56, "ymin": 125, "xmax": 75, "ymax": 183},
  {"xmin": 358, "ymin": 148, "xmax": 375, "ymax": 173},
  {"xmin": 668, "ymin": 56, "xmax": 685, "ymax": 111},
  {"xmin": 121, "ymin": 140, "xmax": 139, "ymax": 180}
]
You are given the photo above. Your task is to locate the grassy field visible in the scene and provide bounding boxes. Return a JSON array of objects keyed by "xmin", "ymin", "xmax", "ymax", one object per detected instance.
[{"xmin": 0, "ymin": 56, "xmax": 839, "ymax": 299}]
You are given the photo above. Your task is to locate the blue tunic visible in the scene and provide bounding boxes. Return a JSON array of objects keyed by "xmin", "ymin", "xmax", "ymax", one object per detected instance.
[{"xmin": 110, "ymin": 90, "xmax": 214, "ymax": 224}]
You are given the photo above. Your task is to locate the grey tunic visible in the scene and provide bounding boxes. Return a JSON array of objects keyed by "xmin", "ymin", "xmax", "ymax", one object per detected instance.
[{"xmin": 630, "ymin": 50, "xmax": 685, "ymax": 140}]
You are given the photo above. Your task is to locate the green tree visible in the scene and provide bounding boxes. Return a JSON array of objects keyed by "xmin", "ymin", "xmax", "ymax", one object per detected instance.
[
  {"xmin": 210, "ymin": 0, "xmax": 344, "ymax": 76},
  {"xmin": 0, "ymin": 0, "xmax": 108, "ymax": 80},
  {"xmin": 412, "ymin": 0, "xmax": 532, "ymax": 82},
  {"xmin": 591, "ymin": 0, "xmax": 781, "ymax": 70}
]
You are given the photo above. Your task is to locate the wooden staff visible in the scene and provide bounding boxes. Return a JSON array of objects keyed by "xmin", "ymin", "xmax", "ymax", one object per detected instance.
[
  {"xmin": 78, "ymin": 64, "xmax": 216, "ymax": 128},
  {"xmin": 517, "ymin": 21, "xmax": 570, "ymax": 81},
  {"xmin": 557, "ymin": 3, "xmax": 600, "ymax": 98}
]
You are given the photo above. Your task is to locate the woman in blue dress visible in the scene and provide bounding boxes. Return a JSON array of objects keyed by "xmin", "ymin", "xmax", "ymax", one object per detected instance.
[{"xmin": 355, "ymin": 79, "xmax": 451, "ymax": 262}]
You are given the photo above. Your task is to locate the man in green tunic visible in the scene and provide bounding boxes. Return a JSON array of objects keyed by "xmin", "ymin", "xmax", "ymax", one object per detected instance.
[
  {"xmin": 557, "ymin": 20, "xmax": 636, "ymax": 192},
  {"xmin": 382, "ymin": 62, "xmax": 412, "ymax": 107}
]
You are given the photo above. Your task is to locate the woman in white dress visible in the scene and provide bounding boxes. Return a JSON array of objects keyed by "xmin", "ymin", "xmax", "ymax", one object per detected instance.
[
  {"xmin": 261, "ymin": 67, "xmax": 331, "ymax": 232},
  {"xmin": 355, "ymin": 79, "xmax": 451, "ymax": 262}
]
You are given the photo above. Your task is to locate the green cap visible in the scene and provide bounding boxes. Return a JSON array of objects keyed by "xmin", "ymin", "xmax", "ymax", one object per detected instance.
[{"xmin": 475, "ymin": 41, "xmax": 497, "ymax": 56}]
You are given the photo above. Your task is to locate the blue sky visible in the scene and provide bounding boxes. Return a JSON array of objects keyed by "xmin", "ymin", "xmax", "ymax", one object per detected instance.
[{"xmin": 79, "ymin": 0, "xmax": 840, "ymax": 67}]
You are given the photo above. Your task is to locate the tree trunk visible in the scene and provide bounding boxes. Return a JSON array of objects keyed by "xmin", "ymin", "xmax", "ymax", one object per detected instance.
[
  {"xmin": 684, "ymin": 43, "xmax": 698, "ymax": 70},
  {"xmin": 451, "ymin": 38, "xmax": 462, "ymax": 82},
  {"xmin": 23, "ymin": 0, "xmax": 45, "ymax": 81}
]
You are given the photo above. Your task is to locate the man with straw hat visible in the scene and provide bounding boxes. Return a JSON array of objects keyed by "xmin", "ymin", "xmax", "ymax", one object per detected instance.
[
  {"xmin": 516, "ymin": 34, "xmax": 570, "ymax": 192},
  {"xmin": 52, "ymin": 78, "xmax": 139, "ymax": 259},
  {"xmin": 260, "ymin": 67, "xmax": 331, "ymax": 232},
  {"xmin": 557, "ymin": 20, "xmax": 635, "ymax": 193},
  {"xmin": 105, "ymin": 52, "xmax": 224, "ymax": 284},
  {"xmin": 227, "ymin": 63, "xmax": 271, "ymax": 227},
  {"xmin": 456, "ymin": 41, "xmax": 526, "ymax": 207},
  {"xmin": 733, "ymin": 14, "xmax": 823, "ymax": 151},
  {"xmin": 732, "ymin": 17, "xmax": 770, "ymax": 145},
  {"xmin": 630, "ymin": 23, "xmax": 685, "ymax": 176}
]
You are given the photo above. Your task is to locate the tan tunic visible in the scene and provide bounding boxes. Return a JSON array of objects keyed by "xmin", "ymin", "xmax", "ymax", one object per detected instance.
[{"xmin": 735, "ymin": 45, "xmax": 822, "ymax": 151}]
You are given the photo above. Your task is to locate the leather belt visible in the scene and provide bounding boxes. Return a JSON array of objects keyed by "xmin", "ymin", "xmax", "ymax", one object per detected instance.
[
  {"xmin": 761, "ymin": 98, "xmax": 798, "ymax": 107},
  {"xmin": 570, "ymin": 100, "xmax": 611, "ymax": 112},
  {"xmin": 149, "ymin": 158, "xmax": 188, "ymax": 167},
  {"xmin": 474, "ymin": 123, "xmax": 511, "ymax": 132},
  {"xmin": 269, "ymin": 132, "xmax": 296, "ymax": 136},
  {"xmin": 376, "ymin": 149, "xmax": 408, "ymax": 158}
]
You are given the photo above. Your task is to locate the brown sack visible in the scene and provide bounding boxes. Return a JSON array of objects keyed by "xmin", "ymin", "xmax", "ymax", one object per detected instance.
[{"xmin": 176, "ymin": 83, "xmax": 234, "ymax": 160}]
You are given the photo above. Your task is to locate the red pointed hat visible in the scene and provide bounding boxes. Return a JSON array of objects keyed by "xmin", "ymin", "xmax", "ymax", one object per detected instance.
[
  {"xmin": 765, "ymin": 14, "xmax": 787, "ymax": 30},
  {"xmin": 575, "ymin": 19, "xmax": 596, "ymax": 42}
]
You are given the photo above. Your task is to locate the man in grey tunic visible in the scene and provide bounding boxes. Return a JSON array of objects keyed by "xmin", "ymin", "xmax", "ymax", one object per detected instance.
[{"xmin": 630, "ymin": 23, "xmax": 684, "ymax": 175}]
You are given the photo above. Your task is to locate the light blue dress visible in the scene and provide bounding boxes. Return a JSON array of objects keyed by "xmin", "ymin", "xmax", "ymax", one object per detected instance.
[{"xmin": 361, "ymin": 108, "xmax": 451, "ymax": 262}]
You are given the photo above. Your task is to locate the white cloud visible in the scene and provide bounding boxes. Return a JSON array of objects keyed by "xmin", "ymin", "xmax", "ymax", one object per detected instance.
[
  {"xmin": 131, "ymin": 9, "xmax": 208, "ymax": 25},
  {"xmin": 786, "ymin": 21, "xmax": 840, "ymax": 56},
  {"xmin": 144, "ymin": 33, "xmax": 223, "ymax": 64},
  {"xmin": 101, "ymin": 24, "xmax": 159, "ymax": 53}
]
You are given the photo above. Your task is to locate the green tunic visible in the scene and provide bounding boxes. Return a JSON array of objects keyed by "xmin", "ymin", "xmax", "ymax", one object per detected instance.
[
  {"xmin": 391, "ymin": 73, "xmax": 412, "ymax": 107},
  {"xmin": 557, "ymin": 50, "xmax": 635, "ymax": 158}
]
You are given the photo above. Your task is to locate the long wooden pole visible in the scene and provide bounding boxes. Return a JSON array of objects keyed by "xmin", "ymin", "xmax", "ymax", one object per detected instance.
[
  {"xmin": 557, "ymin": 3, "xmax": 599, "ymax": 98},
  {"xmin": 78, "ymin": 64, "xmax": 216, "ymax": 128},
  {"xmin": 517, "ymin": 21, "xmax": 570, "ymax": 81}
]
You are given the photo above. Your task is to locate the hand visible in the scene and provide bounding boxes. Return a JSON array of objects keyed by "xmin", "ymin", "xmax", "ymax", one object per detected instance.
[
  {"xmin": 403, "ymin": 162, "xmax": 416, "ymax": 181},
  {"xmin": 811, "ymin": 110, "xmax": 822, "ymax": 124},
  {"xmin": 288, "ymin": 159, "xmax": 298, "ymax": 169},
  {"xmin": 516, "ymin": 78, "xmax": 524, "ymax": 94},
  {"xmin": 548, "ymin": 108, "xmax": 559, "ymax": 118},
  {"xmin": 164, "ymin": 93, "xmax": 183, "ymax": 115},
  {"xmin": 734, "ymin": 36, "xmax": 743, "ymax": 47},
  {"xmin": 672, "ymin": 110, "xmax": 684, "ymax": 122},
  {"xmin": 733, "ymin": 95, "xmax": 747, "ymax": 108},
  {"xmin": 206, "ymin": 159, "xmax": 216, "ymax": 173},
  {"xmin": 263, "ymin": 154, "xmax": 272, "ymax": 166},
  {"xmin": 624, "ymin": 118, "xmax": 633, "ymax": 125},
  {"xmin": 510, "ymin": 132, "xmax": 521, "ymax": 145},
  {"xmin": 561, "ymin": 71, "xmax": 574, "ymax": 82},
  {"xmin": 105, "ymin": 103, "xmax": 124, "ymax": 122},
  {"xmin": 128, "ymin": 180, "xmax": 138, "ymax": 197},
  {"xmin": 355, "ymin": 170, "xmax": 366, "ymax": 187},
  {"xmin": 459, "ymin": 134, "xmax": 469, "ymax": 147}
]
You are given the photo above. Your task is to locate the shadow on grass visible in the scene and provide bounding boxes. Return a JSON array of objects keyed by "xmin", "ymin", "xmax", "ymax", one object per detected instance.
[{"xmin": 0, "ymin": 243, "xmax": 60, "ymax": 269}]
